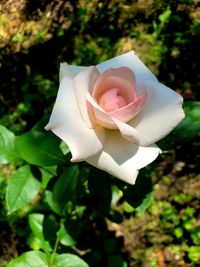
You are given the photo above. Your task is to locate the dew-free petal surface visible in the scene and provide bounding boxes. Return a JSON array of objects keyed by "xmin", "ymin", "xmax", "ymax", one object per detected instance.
[
  {"xmin": 86, "ymin": 93, "xmax": 140, "ymax": 142},
  {"xmin": 45, "ymin": 77, "xmax": 104, "ymax": 161},
  {"xmin": 74, "ymin": 66, "xmax": 100, "ymax": 128},
  {"xmin": 59, "ymin": 62, "xmax": 74, "ymax": 82},
  {"xmin": 96, "ymin": 51, "xmax": 158, "ymax": 82},
  {"xmin": 129, "ymin": 81, "xmax": 185, "ymax": 146},
  {"xmin": 86, "ymin": 130, "xmax": 160, "ymax": 184}
]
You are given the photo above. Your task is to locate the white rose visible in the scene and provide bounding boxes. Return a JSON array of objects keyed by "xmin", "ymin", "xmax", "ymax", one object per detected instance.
[{"xmin": 45, "ymin": 51, "xmax": 184, "ymax": 184}]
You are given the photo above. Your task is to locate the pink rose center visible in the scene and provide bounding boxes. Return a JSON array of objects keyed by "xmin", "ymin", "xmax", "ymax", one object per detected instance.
[{"xmin": 97, "ymin": 88, "xmax": 127, "ymax": 112}]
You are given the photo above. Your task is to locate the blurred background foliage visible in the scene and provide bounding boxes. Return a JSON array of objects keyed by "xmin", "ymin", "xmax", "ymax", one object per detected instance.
[{"xmin": 0, "ymin": 0, "xmax": 200, "ymax": 266}]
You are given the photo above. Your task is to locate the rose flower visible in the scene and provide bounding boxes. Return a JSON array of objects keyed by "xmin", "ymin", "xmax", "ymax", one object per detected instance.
[{"xmin": 45, "ymin": 51, "xmax": 184, "ymax": 184}]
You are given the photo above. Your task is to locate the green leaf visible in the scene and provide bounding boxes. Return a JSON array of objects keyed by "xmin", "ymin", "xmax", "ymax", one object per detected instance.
[
  {"xmin": 7, "ymin": 261, "xmax": 29, "ymax": 267},
  {"xmin": 7, "ymin": 251, "xmax": 48, "ymax": 267},
  {"xmin": 58, "ymin": 223, "xmax": 76, "ymax": 247},
  {"xmin": 52, "ymin": 254, "xmax": 89, "ymax": 267},
  {"xmin": 28, "ymin": 213, "xmax": 45, "ymax": 241},
  {"xmin": 40, "ymin": 166, "xmax": 56, "ymax": 188},
  {"xmin": 173, "ymin": 227, "xmax": 183, "ymax": 239},
  {"xmin": 122, "ymin": 168, "xmax": 152, "ymax": 211},
  {"xmin": 28, "ymin": 213, "xmax": 52, "ymax": 253},
  {"xmin": 159, "ymin": 8, "xmax": 171, "ymax": 23},
  {"xmin": 53, "ymin": 165, "xmax": 79, "ymax": 211},
  {"xmin": 0, "ymin": 125, "xmax": 18, "ymax": 164},
  {"xmin": 158, "ymin": 101, "xmax": 200, "ymax": 150},
  {"xmin": 6, "ymin": 165, "xmax": 41, "ymax": 213},
  {"xmin": 7, "ymin": 252, "xmax": 89, "ymax": 267},
  {"xmin": 124, "ymin": 201, "xmax": 134, "ymax": 213},
  {"xmin": 44, "ymin": 190, "xmax": 63, "ymax": 215},
  {"xmin": 188, "ymin": 246, "xmax": 200, "ymax": 262},
  {"xmin": 60, "ymin": 141, "xmax": 70, "ymax": 155},
  {"xmin": 136, "ymin": 192, "xmax": 152, "ymax": 213},
  {"xmin": 16, "ymin": 131, "xmax": 65, "ymax": 166}
]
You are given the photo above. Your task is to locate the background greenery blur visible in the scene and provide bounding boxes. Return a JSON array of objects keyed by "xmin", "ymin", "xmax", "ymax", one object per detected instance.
[{"xmin": 0, "ymin": 0, "xmax": 200, "ymax": 267}]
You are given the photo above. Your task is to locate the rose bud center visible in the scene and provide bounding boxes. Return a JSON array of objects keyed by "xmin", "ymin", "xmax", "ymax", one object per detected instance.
[{"xmin": 98, "ymin": 88, "xmax": 127, "ymax": 112}]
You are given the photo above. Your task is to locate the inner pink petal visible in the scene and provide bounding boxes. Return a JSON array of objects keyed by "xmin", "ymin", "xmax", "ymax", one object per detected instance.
[
  {"xmin": 108, "ymin": 90, "xmax": 147, "ymax": 122},
  {"xmin": 93, "ymin": 76, "xmax": 136, "ymax": 103},
  {"xmin": 98, "ymin": 88, "xmax": 127, "ymax": 112}
]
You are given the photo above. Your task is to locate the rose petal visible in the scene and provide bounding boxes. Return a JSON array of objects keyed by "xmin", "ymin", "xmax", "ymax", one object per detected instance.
[
  {"xmin": 96, "ymin": 51, "xmax": 158, "ymax": 82},
  {"xmin": 129, "ymin": 81, "xmax": 185, "ymax": 146},
  {"xmin": 86, "ymin": 130, "xmax": 160, "ymax": 184},
  {"xmin": 60, "ymin": 63, "xmax": 88, "ymax": 80},
  {"xmin": 93, "ymin": 76, "xmax": 136, "ymax": 103},
  {"xmin": 87, "ymin": 92, "xmax": 114, "ymax": 128},
  {"xmin": 93, "ymin": 67, "xmax": 136, "ymax": 102},
  {"xmin": 108, "ymin": 90, "xmax": 147, "ymax": 122},
  {"xmin": 86, "ymin": 93, "xmax": 140, "ymax": 143},
  {"xmin": 74, "ymin": 66, "xmax": 100, "ymax": 128},
  {"xmin": 59, "ymin": 62, "xmax": 74, "ymax": 82},
  {"xmin": 93, "ymin": 67, "xmax": 136, "ymax": 88},
  {"xmin": 70, "ymin": 65, "xmax": 88, "ymax": 76},
  {"xmin": 112, "ymin": 118, "xmax": 140, "ymax": 143},
  {"xmin": 45, "ymin": 76, "xmax": 105, "ymax": 161}
]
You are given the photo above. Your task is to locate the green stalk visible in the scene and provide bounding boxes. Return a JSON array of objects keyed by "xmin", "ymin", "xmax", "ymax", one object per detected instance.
[{"xmin": 49, "ymin": 235, "xmax": 59, "ymax": 266}]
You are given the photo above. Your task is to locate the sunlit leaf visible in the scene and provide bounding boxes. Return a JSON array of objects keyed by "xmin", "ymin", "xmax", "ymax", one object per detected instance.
[
  {"xmin": 16, "ymin": 131, "xmax": 65, "ymax": 166},
  {"xmin": 7, "ymin": 251, "xmax": 48, "ymax": 267},
  {"xmin": 52, "ymin": 253, "xmax": 89, "ymax": 267},
  {"xmin": 6, "ymin": 165, "xmax": 41, "ymax": 213},
  {"xmin": 58, "ymin": 223, "xmax": 76, "ymax": 247},
  {"xmin": 29, "ymin": 213, "xmax": 44, "ymax": 240},
  {"xmin": 28, "ymin": 213, "xmax": 52, "ymax": 253},
  {"xmin": 0, "ymin": 125, "xmax": 18, "ymax": 164},
  {"xmin": 188, "ymin": 246, "xmax": 200, "ymax": 262},
  {"xmin": 44, "ymin": 190, "xmax": 63, "ymax": 215},
  {"xmin": 40, "ymin": 166, "xmax": 56, "ymax": 188},
  {"xmin": 136, "ymin": 192, "xmax": 152, "ymax": 213}
]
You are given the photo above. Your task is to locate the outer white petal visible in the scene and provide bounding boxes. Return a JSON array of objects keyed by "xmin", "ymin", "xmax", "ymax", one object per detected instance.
[
  {"xmin": 70, "ymin": 65, "xmax": 88, "ymax": 76},
  {"xmin": 59, "ymin": 63, "xmax": 89, "ymax": 81},
  {"xmin": 96, "ymin": 50, "xmax": 158, "ymax": 82},
  {"xmin": 59, "ymin": 62, "xmax": 74, "ymax": 82},
  {"xmin": 45, "ymin": 76, "xmax": 104, "ymax": 161},
  {"xmin": 86, "ymin": 130, "xmax": 160, "ymax": 184},
  {"xmin": 130, "ymin": 81, "xmax": 185, "ymax": 146},
  {"xmin": 74, "ymin": 66, "xmax": 100, "ymax": 128}
]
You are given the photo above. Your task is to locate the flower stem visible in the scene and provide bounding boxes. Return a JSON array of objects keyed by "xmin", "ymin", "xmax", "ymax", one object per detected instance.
[{"xmin": 49, "ymin": 235, "xmax": 59, "ymax": 266}]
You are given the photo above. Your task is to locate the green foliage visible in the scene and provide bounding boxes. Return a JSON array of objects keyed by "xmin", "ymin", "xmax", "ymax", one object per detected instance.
[
  {"xmin": 57, "ymin": 222, "xmax": 76, "ymax": 247},
  {"xmin": 6, "ymin": 165, "xmax": 41, "ymax": 213},
  {"xmin": 122, "ymin": 169, "xmax": 153, "ymax": 213},
  {"xmin": 28, "ymin": 213, "xmax": 52, "ymax": 253},
  {"xmin": 187, "ymin": 246, "xmax": 200, "ymax": 262},
  {"xmin": 53, "ymin": 166, "xmax": 79, "ymax": 213},
  {"xmin": 0, "ymin": 125, "xmax": 18, "ymax": 164},
  {"xmin": 52, "ymin": 254, "xmax": 89, "ymax": 267},
  {"xmin": 16, "ymin": 131, "xmax": 65, "ymax": 166},
  {"xmin": 7, "ymin": 251, "xmax": 89, "ymax": 267}
]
